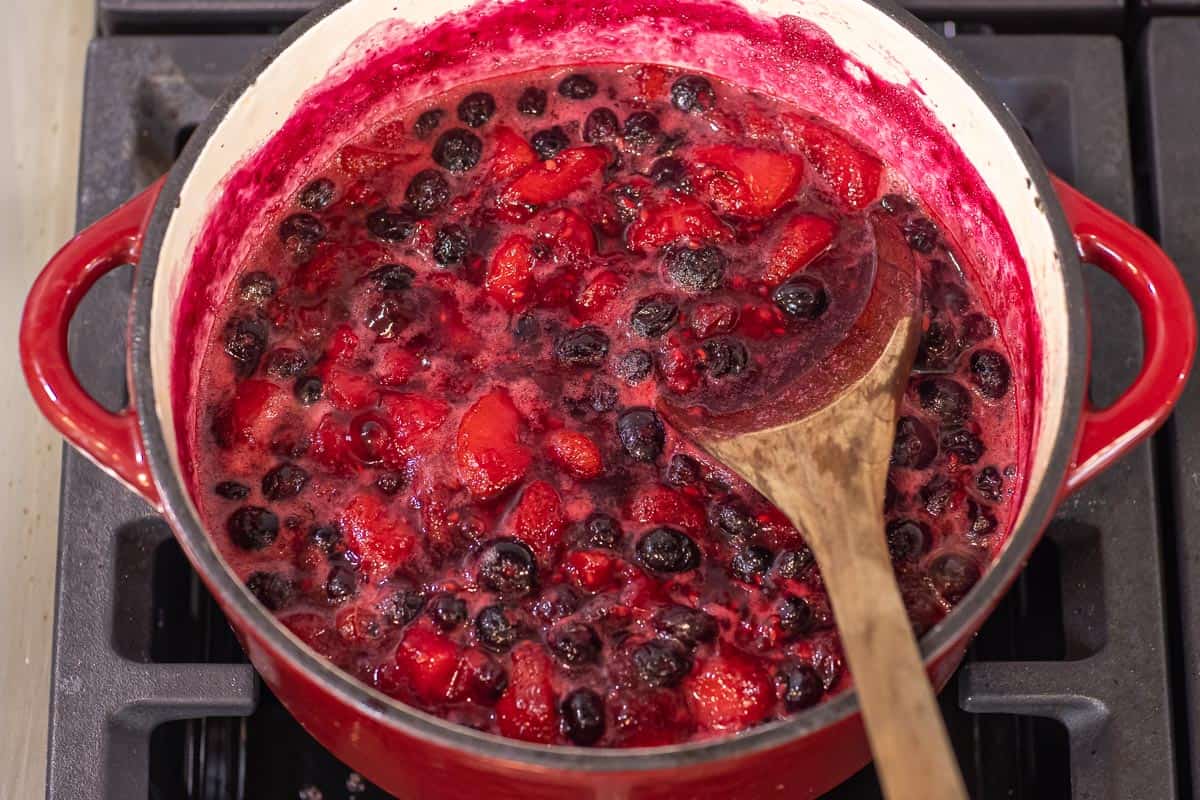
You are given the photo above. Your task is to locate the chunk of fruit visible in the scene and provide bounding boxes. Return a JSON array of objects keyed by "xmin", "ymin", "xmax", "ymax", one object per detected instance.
[
  {"xmin": 486, "ymin": 234, "xmax": 535, "ymax": 311},
  {"xmin": 509, "ymin": 480, "xmax": 567, "ymax": 564},
  {"xmin": 684, "ymin": 651, "xmax": 774, "ymax": 732},
  {"xmin": 564, "ymin": 549, "xmax": 617, "ymax": 593},
  {"xmin": 626, "ymin": 194, "xmax": 730, "ymax": 252},
  {"xmin": 545, "ymin": 429, "xmax": 604, "ymax": 479},
  {"xmin": 309, "ymin": 414, "xmax": 358, "ymax": 476},
  {"xmin": 626, "ymin": 485, "xmax": 706, "ymax": 534},
  {"xmin": 534, "ymin": 208, "xmax": 596, "ymax": 259},
  {"xmin": 380, "ymin": 392, "xmax": 450, "ymax": 449},
  {"xmin": 610, "ymin": 688, "xmax": 692, "ymax": 746},
  {"xmin": 340, "ymin": 494, "xmax": 415, "ymax": 573},
  {"xmin": 217, "ymin": 379, "xmax": 287, "ymax": 447},
  {"xmin": 763, "ymin": 214, "xmax": 838, "ymax": 285},
  {"xmin": 337, "ymin": 144, "xmax": 410, "ymax": 177},
  {"xmin": 376, "ymin": 348, "xmax": 420, "ymax": 386},
  {"xmin": 496, "ymin": 643, "xmax": 559, "ymax": 743},
  {"xmin": 455, "ymin": 389, "xmax": 532, "ymax": 499},
  {"xmin": 690, "ymin": 302, "xmax": 739, "ymax": 338},
  {"xmin": 574, "ymin": 269, "xmax": 626, "ymax": 319},
  {"xmin": 498, "ymin": 146, "xmax": 609, "ymax": 212},
  {"xmin": 491, "ymin": 126, "xmax": 537, "ymax": 180},
  {"xmin": 788, "ymin": 117, "xmax": 882, "ymax": 210},
  {"xmin": 327, "ymin": 324, "xmax": 359, "ymax": 363},
  {"xmin": 692, "ymin": 145, "xmax": 806, "ymax": 219},
  {"xmin": 320, "ymin": 364, "xmax": 375, "ymax": 410},
  {"xmin": 394, "ymin": 623, "xmax": 460, "ymax": 704}
]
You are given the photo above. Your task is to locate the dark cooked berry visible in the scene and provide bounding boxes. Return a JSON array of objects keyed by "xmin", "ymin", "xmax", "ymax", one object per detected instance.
[
  {"xmin": 246, "ymin": 571, "xmax": 296, "ymax": 611},
  {"xmin": 514, "ymin": 313, "xmax": 539, "ymax": 341},
  {"xmin": 903, "ymin": 217, "xmax": 939, "ymax": 253},
  {"xmin": 886, "ymin": 518, "xmax": 930, "ymax": 562},
  {"xmin": 655, "ymin": 132, "xmax": 687, "ymax": 155},
  {"xmin": 777, "ymin": 595, "xmax": 814, "ymax": 638},
  {"xmin": 941, "ymin": 428, "xmax": 985, "ymax": 464},
  {"xmin": 428, "ymin": 594, "xmax": 468, "ymax": 630},
  {"xmin": 918, "ymin": 377, "xmax": 972, "ymax": 425},
  {"xmin": 517, "ymin": 86, "xmax": 548, "ymax": 115},
  {"xmin": 222, "ymin": 316, "xmax": 267, "ymax": 376},
  {"xmin": 532, "ymin": 586, "xmax": 580, "ymax": 621},
  {"xmin": 366, "ymin": 208, "xmax": 417, "ymax": 242},
  {"xmin": 623, "ymin": 111, "xmax": 660, "ymax": 150},
  {"xmin": 961, "ymin": 312, "xmax": 994, "ymax": 344},
  {"xmin": 921, "ymin": 475, "xmax": 954, "ymax": 517},
  {"xmin": 433, "ymin": 128, "xmax": 483, "ymax": 173},
  {"xmin": 773, "ymin": 277, "xmax": 829, "ymax": 321},
  {"xmin": 433, "ymin": 225, "xmax": 470, "ymax": 266},
  {"xmin": 554, "ymin": 326, "xmax": 610, "ymax": 367},
  {"xmin": 781, "ymin": 663, "xmax": 823, "ymax": 710},
  {"xmin": 632, "ymin": 638, "xmax": 692, "ymax": 687},
  {"xmin": 976, "ymin": 466, "xmax": 1004, "ymax": 501},
  {"xmin": 630, "ymin": 295, "xmax": 679, "ymax": 338},
  {"xmin": 967, "ymin": 499, "xmax": 997, "ymax": 536},
  {"xmin": 665, "ymin": 245, "xmax": 726, "ymax": 293},
  {"xmin": 929, "ymin": 552, "xmax": 982, "ymax": 603},
  {"xmin": 776, "ymin": 548, "xmax": 814, "ymax": 580},
  {"xmin": 558, "ymin": 73, "xmax": 598, "ymax": 99},
  {"xmin": 648, "ymin": 156, "xmax": 686, "ymax": 187},
  {"xmin": 636, "ymin": 527, "xmax": 700, "ymax": 573},
  {"xmin": 325, "ymin": 561, "xmax": 356, "ymax": 603},
  {"xmin": 588, "ymin": 381, "xmax": 618, "ymax": 412},
  {"xmin": 369, "ymin": 263, "xmax": 416, "ymax": 292},
  {"xmin": 730, "ymin": 546, "xmax": 773, "ymax": 583},
  {"xmin": 617, "ymin": 349, "xmax": 653, "ymax": 385},
  {"xmin": 405, "ymin": 169, "xmax": 451, "ymax": 216},
  {"xmin": 264, "ymin": 348, "xmax": 308, "ymax": 379},
  {"xmin": 262, "ymin": 462, "xmax": 309, "ymax": 500},
  {"xmin": 583, "ymin": 107, "xmax": 619, "ymax": 142},
  {"xmin": 890, "ymin": 416, "xmax": 937, "ymax": 469},
  {"xmin": 238, "ymin": 271, "xmax": 276, "ymax": 304},
  {"xmin": 710, "ymin": 502, "xmax": 756, "ymax": 539},
  {"xmin": 294, "ymin": 375, "xmax": 323, "ymax": 405},
  {"xmin": 413, "ymin": 108, "xmax": 445, "ymax": 139},
  {"xmin": 664, "ymin": 454, "xmax": 701, "ymax": 487},
  {"xmin": 549, "ymin": 622, "xmax": 602, "ymax": 666},
  {"xmin": 478, "ymin": 539, "xmax": 538, "ymax": 597},
  {"xmin": 970, "ymin": 349, "xmax": 1011, "ymax": 399},
  {"xmin": 670, "ymin": 74, "xmax": 716, "ymax": 113},
  {"xmin": 617, "ymin": 407, "xmax": 665, "ymax": 461},
  {"xmin": 308, "ymin": 524, "xmax": 341, "ymax": 553},
  {"xmin": 457, "ymin": 92, "xmax": 496, "ymax": 127},
  {"xmin": 228, "ymin": 506, "xmax": 279, "ymax": 550},
  {"xmin": 531, "ymin": 126, "xmax": 570, "ymax": 159},
  {"xmin": 364, "ymin": 298, "xmax": 404, "ymax": 339},
  {"xmin": 379, "ymin": 588, "xmax": 426, "ymax": 626},
  {"xmin": 879, "ymin": 193, "xmax": 912, "ymax": 215},
  {"xmin": 562, "ymin": 688, "xmax": 606, "ymax": 745},
  {"xmin": 582, "ymin": 513, "xmax": 622, "ymax": 549},
  {"xmin": 278, "ymin": 213, "xmax": 325, "ymax": 250},
  {"xmin": 701, "ymin": 338, "xmax": 749, "ymax": 379},
  {"xmin": 653, "ymin": 606, "xmax": 717, "ymax": 647},
  {"xmin": 374, "ymin": 473, "xmax": 404, "ymax": 497},
  {"xmin": 298, "ymin": 178, "xmax": 335, "ymax": 211},
  {"xmin": 475, "ymin": 604, "xmax": 521, "ymax": 652},
  {"xmin": 915, "ymin": 320, "xmax": 960, "ymax": 372},
  {"xmin": 215, "ymin": 480, "xmax": 250, "ymax": 500}
]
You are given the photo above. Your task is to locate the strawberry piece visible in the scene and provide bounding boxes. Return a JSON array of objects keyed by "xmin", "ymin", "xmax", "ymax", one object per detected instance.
[
  {"xmin": 496, "ymin": 643, "xmax": 559, "ymax": 743},
  {"xmin": 491, "ymin": 125, "xmax": 538, "ymax": 180},
  {"xmin": 216, "ymin": 379, "xmax": 287, "ymax": 447},
  {"xmin": 455, "ymin": 389, "xmax": 532, "ymax": 500},
  {"xmin": 692, "ymin": 145, "xmax": 805, "ymax": 219},
  {"xmin": 690, "ymin": 302, "xmax": 739, "ymax": 338},
  {"xmin": 635, "ymin": 65, "xmax": 670, "ymax": 99},
  {"xmin": 625, "ymin": 194, "xmax": 730, "ymax": 252},
  {"xmin": 509, "ymin": 480, "xmax": 566, "ymax": 564},
  {"xmin": 573, "ymin": 269, "xmax": 626, "ymax": 319},
  {"xmin": 394, "ymin": 623, "xmax": 461, "ymax": 705},
  {"xmin": 545, "ymin": 429, "xmax": 604, "ymax": 479},
  {"xmin": 335, "ymin": 604, "xmax": 384, "ymax": 647},
  {"xmin": 281, "ymin": 613, "xmax": 340, "ymax": 658},
  {"xmin": 380, "ymin": 392, "xmax": 450, "ymax": 449},
  {"xmin": 486, "ymin": 234, "xmax": 535, "ymax": 311},
  {"xmin": 376, "ymin": 348, "xmax": 420, "ymax": 386},
  {"xmin": 321, "ymin": 364, "xmax": 375, "ymax": 410},
  {"xmin": 610, "ymin": 688, "xmax": 692, "ymax": 746},
  {"xmin": 684, "ymin": 651, "xmax": 774, "ymax": 732},
  {"xmin": 448, "ymin": 648, "xmax": 508, "ymax": 705},
  {"xmin": 564, "ymin": 550, "xmax": 617, "ymax": 593},
  {"xmin": 309, "ymin": 414, "xmax": 359, "ymax": 476},
  {"xmin": 763, "ymin": 213, "xmax": 837, "ymax": 285},
  {"xmin": 498, "ymin": 146, "xmax": 609, "ymax": 212},
  {"xmin": 342, "ymin": 180, "xmax": 382, "ymax": 209},
  {"xmin": 788, "ymin": 116, "xmax": 882, "ymax": 211},
  {"xmin": 340, "ymin": 494, "xmax": 415, "ymax": 573},
  {"xmin": 655, "ymin": 346, "xmax": 700, "ymax": 394},
  {"xmin": 627, "ymin": 485, "xmax": 706, "ymax": 534},
  {"xmin": 327, "ymin": 324, "xmax": 359, "ymax": 364},
  {"xmin": 371, "ymin": 119, "xmax": 408, "ymax": 149},
  {"xmin": 534, "ymin": 208, "xmax": 597, "ymax": 259},
  {"xmin": 337, "ymin": 144, "xmax": 410, "ymax": 177},
  {"xmin": 295, "ymin": 242, "xmax": 341, "ymax": 295}
]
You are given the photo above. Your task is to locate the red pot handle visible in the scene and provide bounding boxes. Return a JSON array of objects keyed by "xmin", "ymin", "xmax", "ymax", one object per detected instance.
[
  {"xmin": 1053, "ymin": 175, "xmax": 1196, "ymax": 494},
  {"xmin": 20, "ymin": 178, "xmax": 166, "ymax": 508}
]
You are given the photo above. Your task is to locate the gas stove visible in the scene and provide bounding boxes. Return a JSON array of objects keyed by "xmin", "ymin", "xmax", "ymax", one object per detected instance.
[{"xmin": 49, "ymin": 4, "xmax": 1195, "ymax": 798}]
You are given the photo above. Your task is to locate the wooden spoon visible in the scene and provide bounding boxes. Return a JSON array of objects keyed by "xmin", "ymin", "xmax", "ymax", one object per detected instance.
[{"xmin": 664, "ymin": 218, "xmax": 968, "ymax": 800}]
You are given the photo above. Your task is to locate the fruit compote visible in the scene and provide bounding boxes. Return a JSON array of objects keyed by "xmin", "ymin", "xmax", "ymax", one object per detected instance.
[{"xmin": 191, "ymin": 64, "xmax": 1020, "ymax": 747}]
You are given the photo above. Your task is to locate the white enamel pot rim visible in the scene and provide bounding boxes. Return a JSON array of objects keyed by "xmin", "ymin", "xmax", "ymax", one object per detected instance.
[{"xmin": 128, "ymin": 0, "xmax": 1086, "ymax": 771}]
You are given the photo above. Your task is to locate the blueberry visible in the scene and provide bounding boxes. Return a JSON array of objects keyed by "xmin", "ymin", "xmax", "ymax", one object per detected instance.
[
  {"xmin": 914, "ymin": 320, "xmax": 960, "ymax": 372},
  {"xmin": 630, "ymin": 295, "xmax": 679, "ymax": 338},
  {"xmin": 558, "ymin": 73, "xmax": 598, "ymax": 99},
  {"xmin": 701, "ymin": 338, "xmax": 749, "ymax": 379},
  {"xmin": 583, "ymin": 513, "xmax": 622, "ymax": 549},
  {"xmin": 665, "ymin": 453, "xmax": 701, "ymax": 487},
  {"xmin": 262, "ymin": 462, "xmax": 309, "ymax": 501},
  {"xmin": 665, "ymin": 245, "xmax": 726, "ymax": 294},
  {"xmin": 457, "ymin": 92, "xmax": 496, "ymax": 127},
  {"xmin": 623, "ymin": 111, "xmax": 660, "ymax": 150},
  {"xmin": 670, "ymin": 74, "xmax": 716, "ymax": 113},
  {"xmin": 264, "ymin": 348, "xmax": 308, "ymax": 379},
  {"xmin": 941, "ymin": 428, "xmax": 984, "ymax": 464},
  {"xmin": 636, "ymin": 526, "xmax": 700, "ymax": 573},
  {"xmin": 246, "ymin": 571, "xmax": 296, "ymax": 611},
  {"xmin": 228, "ymin": 506, "xmax": 279, "ymax": 550},
  {"xmin": 917, "ymin": 378, "xmax": 972, "ymax": 425},
  {"xmin": 298, "ymin": 178, "xmax": 335, "ymax": 211},
  {"xmin": 554, "ymin": 326, "xmax": 611, "ymax": 367},
  {"xmin": 325, "ymin": 560, "xmax": 357, "ymax": 602},
  {"xmin": 781, "ymin": 663, "xmax": 823, "ymax": 710},
  {"xmin": 364, "ymin": 298, "xmax": 404, "ymax": 339},
  {"xmin": 644, "ymin": 158, "xmax": 684, "ymax": 189},
  {"xmin": 970, "ymin": 349, "xmax": 1011, "ymax": 399},
  {"xmin": 513, "ymin": 313, "xmax": 539, "ymax": 341},
  {"xmin": 366, "ymin": 208, "xmax": 417, "ymax": 242},
  {"xmin": 653, "ymin": 606, "xmax": 717, "ymax": 647},
  {"xmin": 773, "ymin": 277, "xmax": 829, "ymax": 321},
  {"xmin": 405, "ymin": 169, "xmax": 451, "ymax": 216},
  {"xmin": 413, "ymin": 108, "xmax": 445, "ymax": 139},
  {"xmin": 929, "ymin": 552, "xmax": 981, "ymax": 603},
  {"xmin": 777, "ymin": 595, "xmax": 814, "ymax": 638},
  {"xmin": 293, "ymin": 375, "xmax": 323, "ymax": 405},
  {"xmin": 431, "ymin": 225, "xmax": 470, "ymax": 266},
  {"xmin": 379, "ymin": 588, "xmax": 426, "ymax": 626},
  {"xmin": 617, "ymin": 407, "xmax": 665, "ymax": 461},
  {"xmin": 478, "ymin": 539, "xmax": 538, "ymax": 597},
  {"xmin": 967, "ymin": 499, "xmax": 997, "ymax": 536},
  {"xmin": 517, "ymin": 86, "xmax": 547, "ymax": 115},
  {"xmin": 278, "ymin": 213, "xmax": 325, "ymax": 251},
  {"xmin": 976, "ymin": 466, "xmax": 1004, "ymax": 502},
  {"xmin": 776, "ymin": 548, "xmax": 814, "ymax": 580},
  {"xmin": 886, "ymin": 518, "xmax": 930, "ymax": 562},
  {"xmin": 375, "ymin": 472, "xmax": 404, "ymax": 495},
  {"xmin": 710, "ymin": 502, "xmax": 756, "ymax": 539},
  {"xmin": 921, "ymin": 476, "xmax": 954, "ymax": 517},
  {"xmin": 531, "ymin": 126, "xmax": 570, "ymax": 159},
  {"xmin": 369, "ymin": 263, "xmax": 416, "ymax": 292},
  {"xmin": 308, "ymin": 524, "xmax": 341, "ymax": 553},
  {"xmin": 549, "ymin": 622, "xmax": 602, "ymax": 666},
  {"xmin": 428, "ymin": 593, "xmax": 468, "ymax": 630},
  {"xmin": 903, "ymin": 217, "xmax": 939, "ymax": 253},
  {"xmin": 730, "ymin": 545, "xmax": 773, "ymax": 583},
  {"xmin": 583, "ymin": 107, "xmax": 619, "ymax": 142},
  {"xmin": 890, "ymin": 416, "xmax": 937, "ymax": 469},
  {"xmin": 616, "ymin": 349, "xmax": 653, "ymax": 385},
  {"xmin": 433, "ymin": 128, "xmax": 483, "ymax": 173},
  {"xmin": 879, "ymin": 193, "xmax": 912, "ymax": 215},
  {"xmin": 475, "ymin": 604, "xmax": 521, "ymax": 652},
  {"xmin": 588, "ymin": 381, "xmax": 618, "ymax": 412},
  {"xmin": 238, "ymin": 271, "xmax": 276, "ymax": 304},
  {"xmin": 562, "ymin": 688, "xmax": 606, "ymax": 745},
  {"xmin": 222, "ymin": 316, "xmax": 266, "ymax": 376},
  {"xmin": 632, "ymin": 638, "xmax": 692, "ymax": 687},
  {"xmin": 532, "ymin": 585, "xmax": 580, "ymax": 621},
  {"xmin": 215, "ymin": 480, "xmax": 250, "ymax": 500}
]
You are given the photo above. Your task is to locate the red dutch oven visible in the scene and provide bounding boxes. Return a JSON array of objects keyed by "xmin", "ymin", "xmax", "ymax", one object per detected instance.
[{"xmin": 19, "ymin": 0, "xmax": 1198, "ymax": 796}]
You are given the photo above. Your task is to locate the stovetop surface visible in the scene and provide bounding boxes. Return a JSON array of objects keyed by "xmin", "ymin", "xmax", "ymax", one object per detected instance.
[{"xmin": 50, "ymin": 5, "xmax": 1200, "ymax": 798}]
